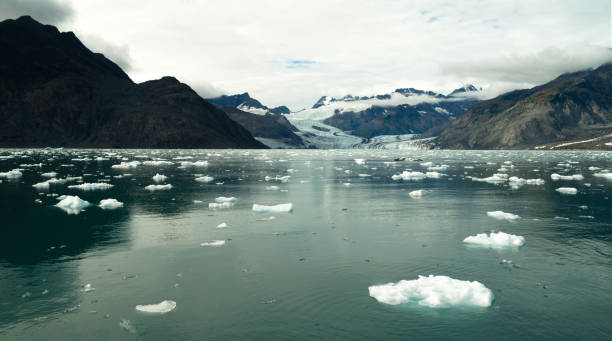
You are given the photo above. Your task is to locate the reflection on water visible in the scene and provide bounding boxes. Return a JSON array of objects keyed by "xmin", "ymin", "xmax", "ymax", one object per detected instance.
[{"xmin": 0, "ymin": 149, "xmax": 611, "ymax": 340}]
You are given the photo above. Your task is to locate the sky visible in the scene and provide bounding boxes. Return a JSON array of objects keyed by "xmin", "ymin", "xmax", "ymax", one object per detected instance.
[{"xmin": 1, "ymin": 0, "xmax": 611, "ymax": 110}]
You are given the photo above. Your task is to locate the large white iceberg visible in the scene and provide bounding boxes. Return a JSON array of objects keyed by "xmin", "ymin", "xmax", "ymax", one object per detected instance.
[
  {"xmin": 252, "ymin": 203, "xmax": 293, "ymax": 213},
  {"xmin": 487, "ymin": 211, "xmax": 520, "ymax": 221},
  {"xmin": 152, "ymin": 173, "xmax": 167, "ymax": 183},
  {"xmin": 99, "ymin": 198, "xmax": 124, "ymax": 210},
  {"xmin": 135, "ymin": 300, "xmax": 176, "ymax": 313},
  {"xmin": 55, "ymin": 195, "xmax": 91, "ymax": 215},
  {"xmin": 368, "ymin": 275, "xmax": 494, "ymax": 308},
  {"xmin": 463, "ymin": 231, "xmax": 525, "ymax": 248}
]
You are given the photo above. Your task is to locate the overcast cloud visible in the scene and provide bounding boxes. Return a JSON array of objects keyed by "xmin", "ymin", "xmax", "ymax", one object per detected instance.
[{"xmin": 2, "ymin": 0, "xmax": 611, "ymax": 109}]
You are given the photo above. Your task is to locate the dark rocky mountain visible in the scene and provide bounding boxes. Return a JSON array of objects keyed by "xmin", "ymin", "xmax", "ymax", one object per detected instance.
[
  {"xmin": 215, "ymin": 105, "xmax": 305, "ymax": 148},
  {"xmin": 318, "ymin": 87, "xmax": 479, "ymax": 138},
  {"xmin": 435, "ymin": 65, "xmax": 612, "ymax": 149},
  {"xmin": 207, "ymin": 93, "xmax": 290, "ymax": 115},
  {"xmin": 0, "ymin": 16, "xmax": 266, "ymax": 148}
]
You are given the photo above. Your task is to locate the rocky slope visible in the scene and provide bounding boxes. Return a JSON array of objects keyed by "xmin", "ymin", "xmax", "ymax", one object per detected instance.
[
  {"xmin": 435, "ymin": 64, "xmax": 612, "ymax": 149},
  {"xmin": 0, "ymin": 16, "xmax": 265, "ymax": 148}
]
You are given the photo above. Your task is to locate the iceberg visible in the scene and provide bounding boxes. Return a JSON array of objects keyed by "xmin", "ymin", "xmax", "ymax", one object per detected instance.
[
  {"xmin": 99, "ymin": 198, "xmax": 124, "ymax": 210},
  {"xmin": 216, "ymin": 222, "xmax": 228, "ymax": 229},
  {"xmin": 487, "ymin": 211, "xmax": 520, "ymax": 221},
  {"xmin": 200, "ymin": 240, "xmax": 226, "ymax": 247},
  {"xmin": 252, "ymin": 203, "xmax": 293, "ymax": 213},
  {"xmin": 152, "ymin": 173, "xmax": 167, "ymax": 183},
  {"xmin": 195, "ymin": 176, "xmax": 214, "ymax": 183},
  {"xmin": 135, "ymin": 300, "xmax": 177, "ymax": 313},
  {"xmin": 215, "ymin": 196, "xmax": 237, "ymax": 203},
  {"xmin": 593, "ymin": 171, "xmax": 612, "ymax": 180},
  {"xmin": 555, "ymin": 187, "xmax": 577, "ymax": 195},
  {"xmin": 145, "ymin": 184, "xmax": 173, "ymax": 191},
  {"xmin": 208, "ymin": 202, "xmax": 234, "ymax": 209},
  {"xmin": 463, "ymin": 231, "xmax": 525, "ymax": 248},
  {"xmin": 409, "ymin": 189, "xmax": 429, "ymax": 198},
  {"xmin": 56, "ymin": 195, "xmax": 91, "ymax": 215},
  {"xmin": 551, "ymin": 173, "xmax": 584, "ymax": 181},
  {"xmin": 0, "ymin": 169, "xmax": 23, "ymax": 179},
  {"xmin": 68, "ymin": 183, "xmax": 114, "ymax": 191},
  {"xmin": 41, "ymin": 172, "xmax": 58, "ymax": 178},
  {"xmin": 368, "ymin": 275, "xmax": 494, "ymax": 308},
  {"xmin": 111, "ymin": 161, "xmax": 141, "ymax": 169}
]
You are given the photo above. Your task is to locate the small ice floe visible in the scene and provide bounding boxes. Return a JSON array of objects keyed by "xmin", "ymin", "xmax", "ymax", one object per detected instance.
[
  {"xmin": 135, "ymin": 300, "xmax": 177, "ymax": 313},
  {"xmin": 142, "ymin": 160, "xmax": 173, "ymax": 166},
  {"xmin": 420, "ymin": 161, "xmax": 433, "ymax": 167},
  {"xmin": 208, "ymin": 202, "xmax": 234, "ymax": 209},
  {"xmin": 200, "ymin": 240, "xmax": 226, "ymax": 247},
  {"xmin": 554, "ymin": 216, "xmax": 570, "ymax": 221},
  {"xmin": 195, "ymin": 176, "xmax": 214, "ymax": 183},
  {"xmin": 265, "ymin": 175, "xmax": 291, "ymax": 182},
  {"xmin": 152, "ymin": 173, "xmax": 167, "ymax": 183},
  {"xmin": 409, "ymin": 189, "xmax": 429, "ymax": 198},
  {"xmin": 215, "ymin": 197, "xmax": 237, "ymax": 203},
  {"xmin": 145, "ymin": 184, "xmax": 173, "ymax": 191},
  {"xmin": 392, "ymin": 171, "xmax": 441, "ymax": 181},
  {"xmin": 216, "ymin": 222, "xmax": 228, "ymax": 229},
  {"xmin": 463, "ymin": 231, "xmax": 525, "ymax": 248},
  {"xmin": 56, "ymin": 195, "xmax": 91, "ymax": 215},
  {"xmin": 368, "ymin": 275, "xmax": 493, "ymax": 308},
  {"xmin": 32, "ymin": 181, "xmax": 50, "ymax": 190},
  {"xmin": 354, "ymin": 158, "xmax": 366, "ymax": 165},
  {"xmin": 41, "ymin": 172, "xmax": 58, "ymax": 178},
  {"xmin": 588, "ymin": 166, "xmax": 601, "ymax": 171},
  {"xmin": 82, "ymin": 283, "xmax": 95, "ymax": 292},
  {"xmin": 551, "ymin": 173, "xmax": 584, "ymax": 181},
  {"xmin": 487, "ymin": 211, "xmax": 520, "ymax": 221},
  {"xmin": 0, "ymin": 169, "xmax": 23, "ymax": 179},
  {"xmin": 265, "ymin": 186, "xmax": 280, "ymax": 191},
  {"xmin": 252, "ymin": 203, "xmax": 293, "ymax": 213},
  {"xmin": 555, "ymin": 187, "xmax": 577, "ymax": 195},
  {"xmin": 469, "ymin": 173, "xmax": 508, "ymax": 184},
  {"xmin": 111, "ymin": 161, "xmax": 141, "ymax": 169},
  {"xmin": 257, "ymin": 216, "xmax": 276, "ymax": 221},
  {"xmin": 180, "ymin": 161, "xmax": 208, "ymax": 167},
  {"xmin": 68, "ymin": 183, "xmax": 114, "ymax": 191},
  {"xmin": 593, "ymin": 171, "xmax": 612, "ymax": 180},
  {"xmin": 343, "ymin": 182, "xmax": 351, "ymax": 187},
  {"xmin": 508, "ymin": 177, "xmax": 545, "ymax": 187},
  {"xmin": 428, "ymin": 165, "xmax": 449, "ymax": 171},
  {"xmin": 193, "ymin": 200, "xmax": 203, "ymax": 204},
  {"xmin": 119, "ymin": 319, "xmax": 137, "ymax": 334},
  {"xmin": 358, "ymin": 174, "xmax": 371, "ymax": 177},
  {"xmin": 99, "ymin": 199, "xmax": 124, "ymax": 210}
]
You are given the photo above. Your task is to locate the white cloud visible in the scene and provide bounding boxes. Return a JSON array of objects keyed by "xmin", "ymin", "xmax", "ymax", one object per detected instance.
[
  {"xmin": 0, "ymin": 0, "xmax": 73, "ymax": 25},
  {"xmin": 39, "ymin": 0, "xmax": 612, "ymax": 108}
]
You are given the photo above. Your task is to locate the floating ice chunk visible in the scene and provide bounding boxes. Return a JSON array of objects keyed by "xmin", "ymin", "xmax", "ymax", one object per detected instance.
[
  {"xmin": 487, "ymin": 211, "xmax": 520, "ymax": 221},
  {"xmin": 41, "ymin": 172, "xmax": 58, "ymax": 178},
  {"xmin": 551, "ymin": 173, "xmax": 584, "ymax": 181},
  {"xmin": 425, "ymin": 172, "xmax": 442, "ymax": 179},
  {"xmin": 152, "ymin": 173, "xmax": 167, "ymax": 183},
  {"xmin": 216, "ymin": 222, "xmax": 228, "ymax": 229},
  {"xmin": 420, "ymin": 162, "xmax": 433, "ymax": 167},
  {"xmin": 68, "ymin": 183, "xmax": 114, "ymax": 191},
  {"xmin": 368, "ymin": 275, "xmax": 493, "ymax": 308},
  {"xmin": 508, "ymin": 177, "xmax": 545, "ymax": 186},
  {"xmin": 111, "ymin": 161, "xmax": 141, "ymax": 169},
  {"xmin": 265, "ymin": 186, "xmax": 279, "ymax": 191},
  {"xmin": 82, "ymin": 283, "xmax": 95, "ymax": 292},
  {"xmin": 343, "ymin": 182, "xmax": 351, "ymax": 187},
  {"xmin": 409, "ymin": 189, "xmax": 429, "ymax": 198},
  {"xmin": 180, "ymin": 161, "xmax": 208, "ymax": 167},
  {"xmin": 588, "ymin": 166, "xmax": 601, "ymax": 171},
  {"xmin": 142, "ymin": 160, "xmax": 173, "ymax": 166},
  {"xmin": 392, "ymin": 171, "xmax": 425, "ymax": 181},
  {"xmin": 56, "ymin": 196, "xmax": 90, "ymax": 215},
  {"xmin": 354, "ymin": 158, "xmax": 366, "ymax": 165},
  {"xmin": 555, "ymin": 187, "xmax": 577, "ymax": 195},
  {"xmin": 428, "ymin": 165, "xmax": 449, "ymax": 171},
  {"xmin": 463, "ymin": 231, "xmax": 525, "ymax": 248},
  {"xmin": 358, "ymin": 173, "xmax": 371, "ymax": 177},
  {"xmin": 200, "ymin": 240, "xmax": 226, "ymax": 247},
  {"xmin": 252, "ymin": 203, "xmax": 293, "ymax": 213},
  {"xmin": 195, "ymin": 176, "xmax": 214, "ymax": 183},
  {"xmin": 193, "ymin": 200, "xmax": 203, "ymax": 204},
  {"xmin": 208, "ymin": 202, "xmax": 234, "ymax": 209},
  {"xmin": 135, "ymin": 300, "xmax": 177, "ymax": 313},
  {"xmin": 32, "ymin": 181, "xmax": 50, "ymax": 190},
  {"xmin": 469, "ymin": 173, "xmax": 508, "ymax": 184},
  {"xmin": 145, "ymin": 184, "xmax": 173, "ymax": 191},
  {"xmin": 99, "ymin": 199, "xmax": 124, "ymax": 210},
  {"xmin": 593, "ymin": 171, "xmax": 612, "ymax": 180},
  {"xmin": 0, "ymin": 169, "xmax": 23, "ymax": 179},
  {"xmin": 215, "ymin": 196, "xmax": 237, "ymax": 203}
]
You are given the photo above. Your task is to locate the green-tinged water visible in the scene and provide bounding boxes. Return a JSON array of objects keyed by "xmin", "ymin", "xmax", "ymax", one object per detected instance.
[{"xmin": 0, "ymin": 149, "xmax": 611, "ymax": 340}]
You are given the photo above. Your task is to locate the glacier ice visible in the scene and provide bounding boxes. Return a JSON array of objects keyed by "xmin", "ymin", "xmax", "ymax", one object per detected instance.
[
  {"xmin": 55, "ymin": 195, "xmax": 91, "ymax": 215},
  {"xmin": 152, "ymin": 173, "xmax": 167, "ymax": 183},
  {"xmin": 99, "ymin": 198, "xmax": 124, "ymax": 210},
  {"xmin": 252, "ymin": 203, "xmax": 293, "ymax": 213},
  {"xmin": 463, "ymin": 231, "xmax": 525, "ymax": 248},
  {"xmin": 145, "ymin": 184, "xmax": 173, "ymax": 191},
  {"xmin": 555, "ymin": 187, "xmax": 577, "ymax": 195},
  {"xmin": 135, "ymin": 300, "xmax": 177, "ymax": 313},
  {"xmin": 68, "ymin": 183, "xmax": 114, "ymax": 191},
  {"xmin": 487, "ymin": 211, "xmax": 520, "ymax": 221}
]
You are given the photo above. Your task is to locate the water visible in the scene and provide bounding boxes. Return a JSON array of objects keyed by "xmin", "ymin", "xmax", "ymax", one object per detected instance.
[{"xmin": 0, "ymin": 149, "xmax": 611, "ymax": 340}]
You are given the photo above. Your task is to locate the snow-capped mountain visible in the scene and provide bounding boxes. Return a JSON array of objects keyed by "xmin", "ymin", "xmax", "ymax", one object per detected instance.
[
  {"xmin": 207, "ymin": 93, "xmax": 290, "ymax": 116},
  {"xmin": 285, "ymin": 85, "xmax": 482, "ymax": 148}
]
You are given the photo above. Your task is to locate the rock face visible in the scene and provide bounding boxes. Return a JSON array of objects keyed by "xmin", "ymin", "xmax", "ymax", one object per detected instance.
[
  {"xmin": 0, "ymin": 16, "xmax": 266, "ymax": 148},
  {"xmin": 207, "ymin": 93, "xmax": 290, "ymax": 116},
  {"xmin": 436, "ymin": 65, "xmax": 612, "ymax": 149}
]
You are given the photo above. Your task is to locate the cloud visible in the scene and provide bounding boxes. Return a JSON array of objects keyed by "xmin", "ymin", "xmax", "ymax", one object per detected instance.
[
  {"xmin": 286, "ymin": 60, "xmax": 317, "ymax": 69},
  {"xmin": 0, "ymin": 0, "xmax": 73, "ymax": 25},
  {"xmin": 80, "ymin": 34, "xmax": 134, "ymax": 71}
]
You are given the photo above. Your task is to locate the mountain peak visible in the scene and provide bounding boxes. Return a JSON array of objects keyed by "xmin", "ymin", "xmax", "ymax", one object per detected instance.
[{"xmin": 449, "ymin": 84, "xmax": 481, "ymax": 96}]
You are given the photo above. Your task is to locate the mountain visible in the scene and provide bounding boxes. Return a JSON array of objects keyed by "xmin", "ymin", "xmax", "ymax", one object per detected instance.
[
  {"xmin": 0, "ymin": 16, "xmax": 266, "ymax": 148},
  {"xmin": 207, "ymin": 93, "xmax": 304, "ymax": 148},
  {"xmin": 286, "ymin": 86, "xmax": 480, "ymax": 147},
  {"xmin": 435, "ymin": 65, "xmax": 612, "ymax": 149},
  {"xmin": 208, "ymin": 93, "xmax": 290, "ymax": 115}
]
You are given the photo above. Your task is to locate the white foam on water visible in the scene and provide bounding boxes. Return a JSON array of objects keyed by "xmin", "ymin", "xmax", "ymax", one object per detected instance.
[
  {"xmin": 551, "ymin": 173, "xmax": 584, "ymax": 181},
  {"xmin": 55, "ymin": 196, "xmax": 91, "ymax": 215},
  {"xmin": 252, "ymin": 203, "xmax": 293, "ymax": 213},
  {"xmin": 555, "ymin": 187, "xmax": 578, "ymax": 195},
  {"xmin": 463, "ymin": 231, "xmax": 525, "ymax": 248},
  {"xmin": 152, "ymin": 173, "xmax": 167, "ymax": 183},
  {"xmin": 145, "ymin": 184, "xmax": 173, "ymax": 191},
  {"xmin": 487, "ymin": 211, "xmax": 520, "ymax": 221},
  {"xmin": 409, "ymin": 189, "xmax": 429, "ymax": 198},
  {"xmin": 99, "ymin": 199, "xmax": 124, "ymax": 210},
  {"xmin": 209, "ymin": 202, "xmax": 234, "ymax": 209},
  {"xmin": 200, "ymin": 240, "xmax": 226, "ymax": 247},
  {"xmin": 368, "ymin": 275, "xmax": 494, "ymax": 308},
  {"xmin": 195, "ymin": 176, "xmax": 214, "ymax": 183},
  {"xmin": 215, "ymin": 196, "xmax": 237, "ymax": 203},
  {"xmin": 135, "ymin": 300, "xmax": 177, "ymax": 313},
  {"xmin": 68, "ymin": 183, "xmax": 114, "ymax": 191}
]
